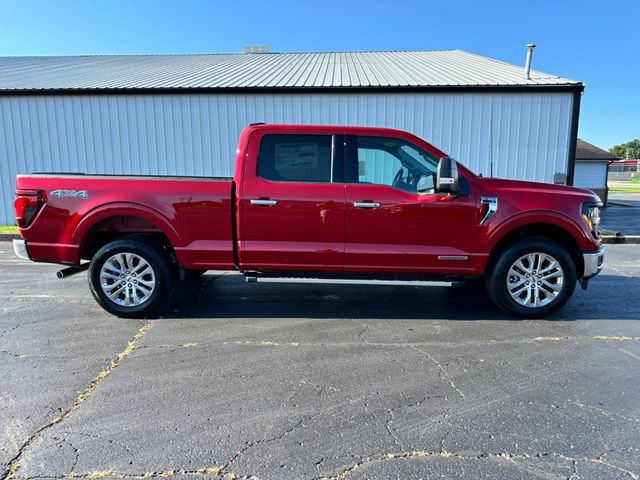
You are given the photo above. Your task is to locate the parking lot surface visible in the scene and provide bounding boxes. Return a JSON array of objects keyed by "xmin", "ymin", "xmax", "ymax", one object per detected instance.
[
  {"xmin": 601, "ymin": 193, "xmax": 640, "ymax": 236},
  {"xmin": 1, "ymin": 245, "xmax": 639, "ymax": 480}
]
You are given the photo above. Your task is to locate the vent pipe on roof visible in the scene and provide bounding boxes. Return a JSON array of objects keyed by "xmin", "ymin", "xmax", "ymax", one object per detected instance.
[
  {"xmin": 244, "ymin": 46, "xmax": 270, "ymax": 54},
  {"xmin": 524, "ymin": 43, "xmax": 536, "ymax": 80}
]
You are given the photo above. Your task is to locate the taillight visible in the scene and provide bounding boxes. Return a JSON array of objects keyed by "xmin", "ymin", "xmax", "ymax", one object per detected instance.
[{"xmin": 14, "ymin": 189, "xmax": 45, "ymax": 228}]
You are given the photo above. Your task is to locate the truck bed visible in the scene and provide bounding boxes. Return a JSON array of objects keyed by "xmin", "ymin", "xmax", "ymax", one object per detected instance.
[{"xmin": 16, "ymin": 174, "xmax": 235, "ymax": 268}]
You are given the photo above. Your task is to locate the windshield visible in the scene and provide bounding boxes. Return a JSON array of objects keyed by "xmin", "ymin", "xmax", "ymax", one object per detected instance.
[{"xmin": 397, "ymin": 143, "xmax": 439, "ymax": 175}]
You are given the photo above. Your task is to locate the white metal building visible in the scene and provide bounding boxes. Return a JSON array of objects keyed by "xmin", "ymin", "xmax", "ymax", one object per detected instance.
[
  {"xmin": 574, "ymin": 139, "xmax": 618, "ymax": 205},
  {"xmin": 0, "ymin": 50, "xmax": 583, "ymax": 224}
]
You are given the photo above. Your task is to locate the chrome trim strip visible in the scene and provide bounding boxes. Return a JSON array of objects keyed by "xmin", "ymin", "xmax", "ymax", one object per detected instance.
[
  {"xmin": 13, "ymin": 239, "xmax": 30, "ymax": 260},
  {"xmin": 583, "ymin": 245, "xmax": 605, "ymax": 278},
  {"xmin": 438, "ymin": 255, "xmax": 469, "ymax": 261},
  {"xmin": 480, "ymin": 196, "xmax": 498, "ymax": 225}
]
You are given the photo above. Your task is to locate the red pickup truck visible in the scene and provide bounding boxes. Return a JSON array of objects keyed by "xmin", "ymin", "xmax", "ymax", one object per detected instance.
[{"xmin": 13, "ymin": 124, "xmax": 604, "ymax": 318}]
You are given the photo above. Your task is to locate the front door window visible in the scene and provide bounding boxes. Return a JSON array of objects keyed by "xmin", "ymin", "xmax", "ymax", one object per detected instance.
[{"xmin": 355, "ymin": 136, "xmax": 438, "ymax": 193}]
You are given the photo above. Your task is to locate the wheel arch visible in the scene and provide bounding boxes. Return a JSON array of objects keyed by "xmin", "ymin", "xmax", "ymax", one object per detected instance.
[
  {"xmin": 73, "ymin": 203, "xmax": 181, "ymax": 262},
  {"xmin": 486, "ymin": 222, "xmax": 585, "ymax": 278}
]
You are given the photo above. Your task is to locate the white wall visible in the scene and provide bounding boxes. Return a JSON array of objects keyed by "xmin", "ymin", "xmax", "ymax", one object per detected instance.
[
  {"xmin": 0, "ymin": 91, "xmax": 574, "ymax": 224},
  {"xmin": 574, "ymin": 161, "xmax": 608, "ymax": 188}
]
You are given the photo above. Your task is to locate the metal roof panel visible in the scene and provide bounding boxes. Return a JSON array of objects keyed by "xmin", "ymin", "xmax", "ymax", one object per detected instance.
[{"xmin": 0, "ymin": 50, "xmax": 581, "ymax": 92}]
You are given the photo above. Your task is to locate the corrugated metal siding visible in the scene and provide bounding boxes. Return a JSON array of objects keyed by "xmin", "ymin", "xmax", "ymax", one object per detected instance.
[
  {"xmin": 0, "ymin": 50, "xmax": 580, "ymax": 91},
  {"xmin": 0, "ymin": 91, "xmax": 573, "ymax": 224},
  {"xmin": 574, "ymin": 162, "xmax": 608, "ymax": 188}
]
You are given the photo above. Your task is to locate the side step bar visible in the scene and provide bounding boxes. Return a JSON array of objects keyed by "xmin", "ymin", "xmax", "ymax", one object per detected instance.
[{"xmin": 245, "ymin": 276, "xmax": 463, "ymax": 287}]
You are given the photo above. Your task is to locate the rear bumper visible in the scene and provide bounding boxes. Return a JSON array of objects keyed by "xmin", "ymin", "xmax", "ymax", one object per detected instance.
[
  {"xmin": 13, "ymin": 239, "xmax": 30, "ymax": 260},
  {"xmin": 583, "ymin": 245, "xmax": 605, "ymax": 279}
]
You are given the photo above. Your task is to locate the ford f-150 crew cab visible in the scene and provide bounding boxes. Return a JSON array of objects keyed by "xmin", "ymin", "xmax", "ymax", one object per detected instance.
[{"xmin": 13, "ymin": 124, "xmax": 605, "ymax": 318}]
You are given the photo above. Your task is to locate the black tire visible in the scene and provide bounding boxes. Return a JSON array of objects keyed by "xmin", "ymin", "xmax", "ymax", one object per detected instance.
[
  {"xmin": 184, "ymin": 269, "xmax": 207, "ymax": 280},
  {"xmin": 88, "ymin": 239, "xmax": 173, "ymax": 318},
  {"xmin": 485, "ymin": 237, "xmax": 576, "ymax": 318}
]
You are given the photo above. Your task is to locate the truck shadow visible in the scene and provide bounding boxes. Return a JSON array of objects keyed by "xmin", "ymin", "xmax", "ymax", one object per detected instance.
[{"xmin": 161, "ymin": 273, "xmax": 634, "ymax": 321}]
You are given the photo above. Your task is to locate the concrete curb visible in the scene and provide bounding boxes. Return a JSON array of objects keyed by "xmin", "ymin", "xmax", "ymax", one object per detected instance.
[
  {"xmin": 607, "ymin": 201, "xmax": 634, "ymax": 207},
  {"xmin": 602, "ymin": 235, "xmax": 640, "ymax": 245},
  {"xmin": 0, "ymin": 233, "xmax": 21, "ymax": 241}
]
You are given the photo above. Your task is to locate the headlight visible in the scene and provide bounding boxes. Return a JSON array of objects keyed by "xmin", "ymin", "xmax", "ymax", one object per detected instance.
[{"xmin": 581, "ymin": 203, "xmax": 601, "ymax": 238}]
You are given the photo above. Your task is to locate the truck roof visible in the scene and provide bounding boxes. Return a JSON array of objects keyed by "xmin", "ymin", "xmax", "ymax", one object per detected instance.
[
  {"xmin": 245, "ymin": 123, "xmax": 417, "ymax": 136},
  {"xmin": 240, "ymin": 123, "xmax": 448, "ymax": 161}
]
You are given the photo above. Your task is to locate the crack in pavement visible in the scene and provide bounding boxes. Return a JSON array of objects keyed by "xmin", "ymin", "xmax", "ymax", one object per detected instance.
[
  {"xmin": 59, "ymin": 430, "xmax": 138, "ymax": 464},
  {"xmin": 384, "ymin": 393, "xmax": 437, "ymax": 454},
  {"xmin": 535, "ymin": 335, "xmax": 640, "ymax": 342},
  {"xmin": 52, "ymin": 436, "xmax": 79, "ymax": 475},
  {"xmin": 132, "ymin": 334, "xmax": 640, "ymax": 354},
  {"xmin": 8, "ymin": 466, "xmax": 238, "ymax": 480},
  {"xmin": 592, "ymin": 455, "xmax": 639, "ymax": 480},
  {"xmin": 2, "ymin": 322, "xmax": 152, "ymax": 480},
  {"xmin": 0, "ymin": 350, "xmax": 29, "ymax": 359},
  {"xmin": 384, "ymin": 407, "xmax": 403, "ymax": 453},
  {"xmin": 219, "ymin": 415, "xmax": 312, "ymax": 476},
  {"xmin": 316, "ymin": 449, "xmax": 639, "ymax": 480},
  {"xmin": 410, "ymin": 346, "xmax": 465, "ymax": 398},
  {"xmin": 218, "ymin": 390, "xmax": 386, "ymax": 479},
  {"xmin": 619, "ymin": 347, "xmax": 640, "ymax": 362},
  {"xmin": 298, "ymin": 379, "xmax": 342, "ymax": 393},
  {"xmin": 0, "ymin": 324, "xmax": 21, "ymax": 339},
  {"xmin": 438, "ymin": 428, "xmax": 450, "ymax": 455},
  {"xmin": 570, "ymin": 400, "xmax": 640, "ymax": 423},
  {"xmin": 222, "ymin": 340, "xmax": 302, "ymax": 347}
]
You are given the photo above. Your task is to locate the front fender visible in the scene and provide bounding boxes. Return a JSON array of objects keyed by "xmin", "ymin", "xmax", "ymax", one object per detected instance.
[{"xmin": 479, "ymin": 210, "xmax": 595, "ymax": 253}]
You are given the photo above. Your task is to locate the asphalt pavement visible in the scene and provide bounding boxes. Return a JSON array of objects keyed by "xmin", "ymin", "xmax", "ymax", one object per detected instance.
[
  {"xmin": 601, "ymin": 192, "xmax": 640, "ymax": 236},
  {"xmin": 1, "ymin": 244, "xmax": 639, "ymax": 480}
]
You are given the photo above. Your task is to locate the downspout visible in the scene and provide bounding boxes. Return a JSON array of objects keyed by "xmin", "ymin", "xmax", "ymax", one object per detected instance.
[
  {"xmin": 605, "ymin": 160, "xmax": 613, "ymax": 205},
  {"xmin": 565, "ymin": 86, "xmax": 584, "ymax": 186}
]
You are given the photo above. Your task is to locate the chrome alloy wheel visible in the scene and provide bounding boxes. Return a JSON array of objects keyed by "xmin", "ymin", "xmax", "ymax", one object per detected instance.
[
  {"xmin": 99, "ymin": 252, "xmax": 156, "ymax": 307},
  {"xmin": 506, "ymin": 252, "xmax": 564, "ymax": 308}
]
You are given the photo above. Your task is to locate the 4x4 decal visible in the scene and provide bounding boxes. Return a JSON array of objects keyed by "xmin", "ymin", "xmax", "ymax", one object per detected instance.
[{"xmin": 50, "ymin": 189, "xmax": 88, "ymax": 199}]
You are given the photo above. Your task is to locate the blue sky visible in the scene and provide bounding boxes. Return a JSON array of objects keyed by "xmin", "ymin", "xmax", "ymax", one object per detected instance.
[{"xmin": 1, "ymin": 0, "xmax": 637, "ymax": 149}]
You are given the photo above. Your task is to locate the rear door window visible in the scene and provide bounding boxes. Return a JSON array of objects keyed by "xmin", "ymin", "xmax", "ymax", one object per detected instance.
[{"xmin": 257, "ymin": 134, "xmax": 333, "ymax": 183}]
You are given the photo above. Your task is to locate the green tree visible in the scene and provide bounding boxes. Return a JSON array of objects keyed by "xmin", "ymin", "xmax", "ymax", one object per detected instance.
[{"xmin": 610, "ymin": 139, "xmax": 640, "ymax": 159}]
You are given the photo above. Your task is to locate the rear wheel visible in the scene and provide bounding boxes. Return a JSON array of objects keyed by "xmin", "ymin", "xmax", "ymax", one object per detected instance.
[
  {"xmin": 88, "ymin": 239, "xmax": 173, "ymax": 318},
  {"xmin": 485, "ymin": 237, "xmax": 576, "ymax": 318}
]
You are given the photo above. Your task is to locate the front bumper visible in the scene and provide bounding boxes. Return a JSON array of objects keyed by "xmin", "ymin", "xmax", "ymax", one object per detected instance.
[
  {"xmin": 583, "ymin": 245, "xmax": 605, "ymax": 279},
  {"xmin": 13, "ymin": 239, "xmax": 30, "ymax": 260}
]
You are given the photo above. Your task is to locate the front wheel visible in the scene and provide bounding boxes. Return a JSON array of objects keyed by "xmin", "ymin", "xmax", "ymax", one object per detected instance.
[
  {"xmin": 485, "ymin": 237, "xmax": 576, "ymax": 318},
  {"xmin": 88, "ymin": 239, "xmax": 173, "ymax": 318}
]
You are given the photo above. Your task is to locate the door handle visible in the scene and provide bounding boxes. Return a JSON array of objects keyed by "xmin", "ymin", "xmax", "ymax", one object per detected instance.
[
  {"xmin": 353, "ymin": 201, "xmax": 381, "ymax": 208},
  {"xmin": 250, "ymin": 199, "xmax": 278, "ymax": 206}
]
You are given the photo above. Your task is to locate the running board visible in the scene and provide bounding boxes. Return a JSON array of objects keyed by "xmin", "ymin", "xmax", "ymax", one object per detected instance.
[{"xmin": 245, "ymin": 276, "xmax": 463, "ymax": 287}]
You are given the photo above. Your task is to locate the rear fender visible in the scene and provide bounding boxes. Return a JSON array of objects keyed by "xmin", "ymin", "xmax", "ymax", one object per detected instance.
[{"xmin": 72, "ymin": 202, "xmax": 181, "ymax": 248}]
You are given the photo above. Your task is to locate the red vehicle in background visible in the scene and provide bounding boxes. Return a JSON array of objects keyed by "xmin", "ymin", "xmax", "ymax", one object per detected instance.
[{"xmin": 13, "ymin": 124, "xmax": 604, "ymax": 318}]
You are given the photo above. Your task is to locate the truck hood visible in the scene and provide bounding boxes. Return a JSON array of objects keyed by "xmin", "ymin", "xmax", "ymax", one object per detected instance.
[{"xmin": 475, "ymin": 177, "xmax": 600, "ymax": 203}]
